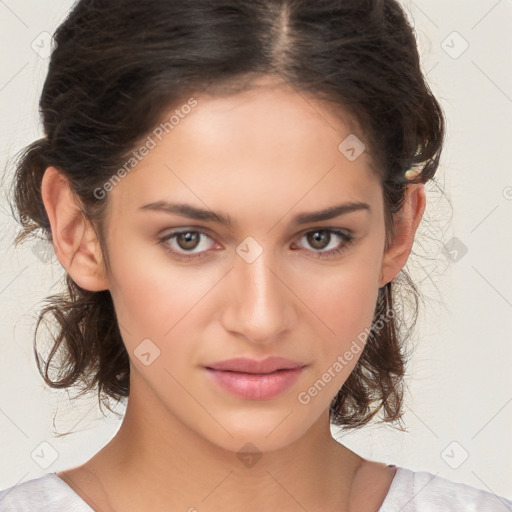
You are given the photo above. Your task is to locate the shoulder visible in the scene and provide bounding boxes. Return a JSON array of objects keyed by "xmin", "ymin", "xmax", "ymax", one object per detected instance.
[
  {"xmin": 379, "ymin": 466, "xmax": 512, "ymax": 512},
  {"xmin": 0, "ymin": 473, "xmax": 93, "ymax": 511}
]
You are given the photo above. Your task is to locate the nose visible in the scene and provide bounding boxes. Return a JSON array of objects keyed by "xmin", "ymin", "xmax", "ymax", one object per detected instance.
[{"xmin": 220, "ymin": 246, "xmax": 296, "ymax": 345}]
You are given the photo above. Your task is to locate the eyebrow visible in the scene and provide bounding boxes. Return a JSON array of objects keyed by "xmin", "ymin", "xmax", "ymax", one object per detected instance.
[{"xmin": 139, "ymin": 200, "xmax": 371, "ymax": 227}]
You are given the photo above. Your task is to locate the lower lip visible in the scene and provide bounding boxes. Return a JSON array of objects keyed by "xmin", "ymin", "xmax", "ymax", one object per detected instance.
[{"xmin": 205, "ymin": 367, "xmax": 306, "ymax": 400}]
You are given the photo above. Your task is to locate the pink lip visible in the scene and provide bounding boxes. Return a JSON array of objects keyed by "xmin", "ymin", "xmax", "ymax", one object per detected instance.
[{"xmin": 204, "ymin": 357, "xmax": 307, "ymax": 400}]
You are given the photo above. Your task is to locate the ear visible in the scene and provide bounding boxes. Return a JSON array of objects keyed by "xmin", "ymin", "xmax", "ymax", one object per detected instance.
[
  {"xmin": 40, "ymin": 166, "xmax": 109, "ymax": 291},
  {"xmin": 379, "ymin": 183, "xmax": 426, "ymax": 287}
]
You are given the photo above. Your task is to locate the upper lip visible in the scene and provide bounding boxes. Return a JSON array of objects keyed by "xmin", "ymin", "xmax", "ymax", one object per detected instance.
[{"xmin": 205, "ymin": 356, "xmax": 306, "ymax": 374}]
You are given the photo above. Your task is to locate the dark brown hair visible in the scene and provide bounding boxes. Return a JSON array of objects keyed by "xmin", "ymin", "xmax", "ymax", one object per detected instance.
[{"xmin": 7, "ymin": 0, "xmax": 444, "ymax": 430}]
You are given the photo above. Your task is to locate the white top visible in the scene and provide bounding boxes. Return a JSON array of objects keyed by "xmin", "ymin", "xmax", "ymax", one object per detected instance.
[{"xmin": 0, "ymin": 466, "xmax": 511, "ymax": 511}]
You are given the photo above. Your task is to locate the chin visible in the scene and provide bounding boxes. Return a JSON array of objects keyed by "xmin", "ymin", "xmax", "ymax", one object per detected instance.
[{"xmin": 199, "ymin": 409, "xmax": 316, "ymax": 455}]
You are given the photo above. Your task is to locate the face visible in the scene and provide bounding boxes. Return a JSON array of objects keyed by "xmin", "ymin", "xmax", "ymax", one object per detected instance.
[{"xmin": 95, "ymin": 77, "xmax": 390, "ymax": 452}]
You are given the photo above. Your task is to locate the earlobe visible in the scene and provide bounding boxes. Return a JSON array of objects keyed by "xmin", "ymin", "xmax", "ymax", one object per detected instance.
[
  {"xmin": 40, "ymin": 166, "xmax": 109, "ymax": 292},
  {"xmin": 379, "ymin": 183, "xmax": 426, "ymax": 287}
]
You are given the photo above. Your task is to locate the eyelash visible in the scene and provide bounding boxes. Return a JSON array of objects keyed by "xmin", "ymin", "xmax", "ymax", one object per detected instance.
[{"xmin": 158, "ymin": 228, "xmax": 355, "ymax": 261}]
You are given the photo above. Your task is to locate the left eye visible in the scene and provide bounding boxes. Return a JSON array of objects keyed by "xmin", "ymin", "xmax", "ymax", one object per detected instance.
[
  {"xmin": 292, "ymin": 229, "xmax": 355, "ymax": 258},
  {"xmin": 158, "ymin": 228, "xmax": 354, "ymax": 260}
]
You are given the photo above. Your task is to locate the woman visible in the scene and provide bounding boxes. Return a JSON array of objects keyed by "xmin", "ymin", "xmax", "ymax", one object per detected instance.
[{"xmin": 0, "ymin": 0, "xmax": 510, "ymax": 510}]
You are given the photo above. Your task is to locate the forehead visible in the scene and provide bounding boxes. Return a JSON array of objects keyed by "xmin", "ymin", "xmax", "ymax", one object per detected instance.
[
  {"xmin": 170, "ymin": 78, "xmax": 366, "ymax": 165},
  {"xmin": 107, "ymin": 78, "xmax": 381, "ymax": 221}
]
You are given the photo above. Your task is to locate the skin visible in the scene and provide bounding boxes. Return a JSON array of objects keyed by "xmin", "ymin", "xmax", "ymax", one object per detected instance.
[{"xmin": 41, "ymin": 75, "xmax": 425, "ymax": 512}]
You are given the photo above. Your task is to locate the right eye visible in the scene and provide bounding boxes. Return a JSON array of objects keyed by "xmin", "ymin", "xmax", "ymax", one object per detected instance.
[{"xmin": 158, "ymin": 229, "xmax": 218, "ymax": 261}]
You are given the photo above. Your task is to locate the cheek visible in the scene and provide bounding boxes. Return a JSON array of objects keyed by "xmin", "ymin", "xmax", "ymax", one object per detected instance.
[
  {"xmin": 303, "ymin": 271, "xmax": 378, "ymax": 361},
  {"xmin": 105, "ymin": 231, "xmax": 219, "ymax": 353},
  {"xmin": 306, "ymin": 241, "xmax": 381, "ymax": 325}
]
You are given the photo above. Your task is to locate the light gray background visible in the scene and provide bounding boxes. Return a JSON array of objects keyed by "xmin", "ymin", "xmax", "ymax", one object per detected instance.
[{"xmin": 0, "ymin": 0, "xmax": 511, "ymax": 501}]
